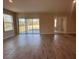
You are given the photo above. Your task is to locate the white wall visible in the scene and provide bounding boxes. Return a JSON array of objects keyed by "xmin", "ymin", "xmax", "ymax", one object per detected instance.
[
  {"xmin": 67, "ymin": 6, "xmax": 76, "ymax": 34},
  {"xmin": 39, "ymin": 14, "xmax": 54, "ymax": 34},
  {"xmin": 67, "ymin": 12, "xmax": 76, "ymax": 33}
]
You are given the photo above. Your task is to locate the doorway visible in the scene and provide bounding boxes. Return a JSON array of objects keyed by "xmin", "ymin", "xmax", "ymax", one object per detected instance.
[{"xmin": 54, "ymin": 17, "xmax": 67, "ymax": 33}]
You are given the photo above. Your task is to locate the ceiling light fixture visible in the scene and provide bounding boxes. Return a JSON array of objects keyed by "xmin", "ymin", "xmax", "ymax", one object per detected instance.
[
  {"xmin": 73, "ymin": 0, "xmax": 76, "ymax": 3},
  {"xmin": 9, "ymin": 0, "xmax": 13, "ymax": 3}
]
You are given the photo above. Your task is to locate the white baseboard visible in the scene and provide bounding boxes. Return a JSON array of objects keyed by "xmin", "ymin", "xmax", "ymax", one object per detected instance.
[{"xmin": 40, "ymin": 32, "xmax": 76, "ymax": 34}]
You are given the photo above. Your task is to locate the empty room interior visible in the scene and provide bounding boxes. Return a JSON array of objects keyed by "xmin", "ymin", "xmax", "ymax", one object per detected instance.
[{"xmin": 3, "ymin": 0, "xmax": 76, "ymax": 59}]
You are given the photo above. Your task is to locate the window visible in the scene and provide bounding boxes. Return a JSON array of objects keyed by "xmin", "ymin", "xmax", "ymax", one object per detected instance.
[
  {"xmin": 33, "ymin": 18, "xmax": 39, "ymax": 30},
  {"xmin": 3, "ymin": 14, "xmax": 14, "ymax": 31}
]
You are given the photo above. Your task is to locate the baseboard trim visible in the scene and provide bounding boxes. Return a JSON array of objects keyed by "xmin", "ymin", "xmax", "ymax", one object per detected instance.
[
  {"xmin": 19, "ymin": 32, "xmax": 76, "ymax": 35},
  {"xmin": 40, "ymin": 32, "xmax": 76, "ymax": 34}
]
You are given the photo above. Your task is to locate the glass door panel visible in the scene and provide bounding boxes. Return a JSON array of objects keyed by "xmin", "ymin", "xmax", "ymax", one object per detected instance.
[
  {"xmin": 26, "ymin": 19, "xmax": 33, "ymax": 33},
  {"xmin": 19, "ymin": 18, "xmax": 25, "ymax": 33},
  {"xmin": 32, "ymin": 18, "xmax": 40, "ymax": 33}
]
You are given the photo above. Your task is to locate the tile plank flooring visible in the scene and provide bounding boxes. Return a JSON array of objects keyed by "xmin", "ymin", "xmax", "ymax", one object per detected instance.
[{"xmin": 3, "ymin": 34, "xmax": 76, "ymax": 59}]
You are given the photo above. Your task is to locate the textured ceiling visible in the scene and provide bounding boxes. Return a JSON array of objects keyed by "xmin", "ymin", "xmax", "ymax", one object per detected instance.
[{"xmin": 3, "ymin": 0, "xmax": 74, "ymax": 13}]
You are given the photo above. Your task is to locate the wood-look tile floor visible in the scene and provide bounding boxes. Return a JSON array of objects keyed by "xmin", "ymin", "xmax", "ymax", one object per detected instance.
[{"xmin": 3, "ymin": 34, "xmax": 76, "ymax": 59}]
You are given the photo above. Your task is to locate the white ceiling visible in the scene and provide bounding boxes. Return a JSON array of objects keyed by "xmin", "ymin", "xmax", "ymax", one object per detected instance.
[{"xmin": 3, "ymin": 0, "xmax": 74, "ymax": 13}]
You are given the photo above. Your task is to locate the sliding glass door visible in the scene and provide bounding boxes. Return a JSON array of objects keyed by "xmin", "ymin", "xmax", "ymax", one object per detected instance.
[{"xmin": 19, "ymin": 18, "xmax": 40, "ymax": 34}]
